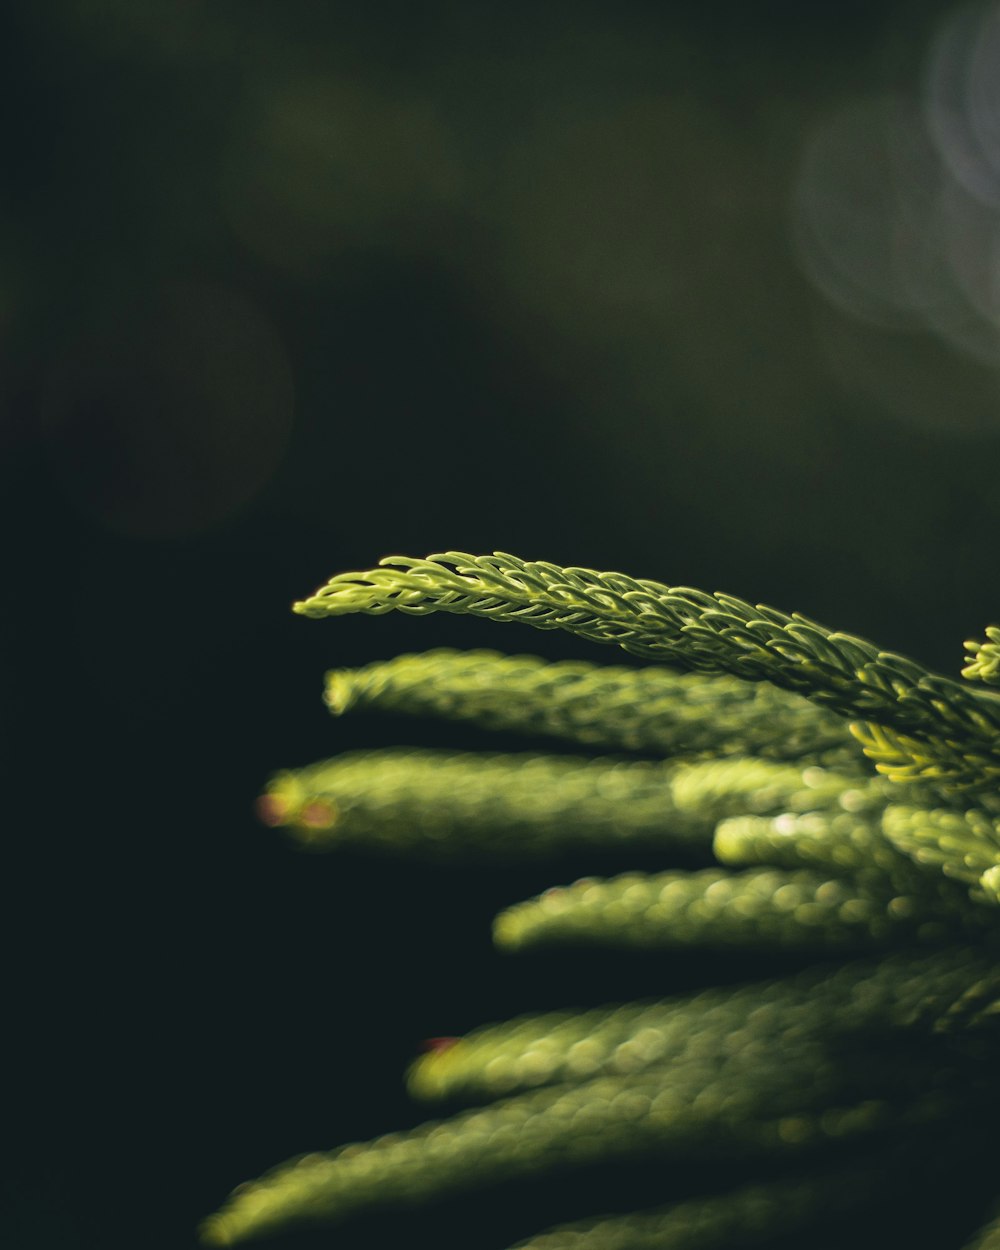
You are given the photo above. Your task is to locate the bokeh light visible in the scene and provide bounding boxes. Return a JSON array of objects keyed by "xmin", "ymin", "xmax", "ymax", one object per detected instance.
[
  {"xmin": 8, "ymin": 8, "xmax": 1000, "ymax": 1247},
  {"xmin": 792, "ymin": 94, "xmax": 942, "ymax": 334},
  {"xmin": 925, "ymin": 0, "xmax": 1000, "ymax": 206},
  {"xmin": 792, "ymin": 2, "xmax": 1000, "ymax": 432}
]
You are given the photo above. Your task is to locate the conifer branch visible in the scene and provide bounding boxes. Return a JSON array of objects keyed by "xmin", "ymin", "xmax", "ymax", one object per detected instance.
[
  {"xmin": 406, "ymin": 947, "xmax": 997, "ymax": 1106},
  {"xmin": 713, "ymin": 809, "xmax": 900, "ymax": 874},
  {"xmin": 880, "ymin": 805, "xmax": 1000, "ymax": 891},
  {"xmin": 201, "ymin": 551, "xmax": 1000, "ymax": 1248},
  {"xmin": 849, "ymin": 721, "xmax": 1000, "ymax": 792},
  {"xmin": 325, "ymin": 648, "xmax": 861, "ymax": 765},
  {"xmin": 963, "ymin": 626, "xmax": 1000, "ymax": 687},
  {"xmin": 201, "ymin": 1021, "xmax": 974, "ymax": 1246},
  {"xmin": 491, "ymin": 867, "xmax": 938, "ymax": 954},
  {"xmin": 259, "ymin": 749, "xmax": 856, "ymax": 860},
  {"xmin": 295, "ymin": 552, "xmax": 1000, "ymax": 790}
]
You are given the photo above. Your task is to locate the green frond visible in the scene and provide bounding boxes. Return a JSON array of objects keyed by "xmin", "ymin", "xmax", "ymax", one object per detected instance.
[
  {"xmin": 712, "ymin": 809, "xmax": 991, "ymax": 932},
  {"xmin": 325, "ymin": 648, "xmax": 861, "ymax": 766},
  {"xmin": 962, "ymin": 627, "xmax": 1000, "ymax": 687},
  {"xmin": 850, "ymin": 720, "xmax": 1000, "ymax": 792},
  {"xmin": 200, "ymin": 552, "xmax": 1000, "ymax": 1248},
  {"xmin": 880, "ymin": 804, "xmax": 1000, "ymax": 893},
  {"xmin": 258, "ymin": 749, "xmax": 857, "ymax": 860},
  {"xmin": 407, "ymin": 948, "xmax": 997, "ymax": 1106},
  {"xmin": 201, "ymin": 1007, "xmax": 977, "ymax": 1247},
  {"xmin": 492, "ymin": 867, "xmax": 934, "ymax": 954},
  {"xmin": 294, "ymin": 551, "xmax": 1000, "ymax": 790},
  {"xmin": 713, "ymin": 809, "xmax": 900, "ymax": 874}
]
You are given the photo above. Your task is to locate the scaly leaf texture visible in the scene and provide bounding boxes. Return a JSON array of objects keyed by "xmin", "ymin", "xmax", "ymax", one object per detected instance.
[
  {"xmin": 294, "ymin": 552, "xmax": 1000, "ymax": 790},
  {"xmin": 201, "ymin": 1021, "xmax": 980, "ymax": 1247},
  {"xmin": 201, "ymin": 554, "xmax": 1000, "ymax": 1249},
  {"xmin": 491, "ymin": 866, "xmax": 961, "ymax": 955},
  {"xmin": 405, "ymin": 948, "xmax": 999, "ymax": 1104},
  {"xmin": 713, "ymin": 808, "xmax": 916, "ymax": 877},
  {"xmin": 963, "ymin": 627, "xmax": 1000, "ymax": 688},
  {"xmin": 850, "ymin": 721, "xmax": 1000, "ymax": 792},
  {"xmin": 325, "ymin": 648, "xmax": 863, "ymax": 767},
  {"xmin": 259, "ymin": 749, "xmax": 857, "ymax": 860},
  {"xmin": 881, "ymin": 805, "xmax": 1000, "ymax": 897},
  {"xmin": 712, "ymin": 809, "xmax": 992, "ymax": 930}
]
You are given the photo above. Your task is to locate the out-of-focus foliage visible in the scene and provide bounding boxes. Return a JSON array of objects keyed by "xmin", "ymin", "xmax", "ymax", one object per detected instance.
[
  {"xmin": 7, "ymin": 5, "xmax": 1000, "ymax": 1248},
  {"xmin": 202, "ymin": 553, "xmax": 1000, "ymax": 1248},
  {"xmin": 3, "ymin": 2, "xmax": 999, "ymax": 650}
]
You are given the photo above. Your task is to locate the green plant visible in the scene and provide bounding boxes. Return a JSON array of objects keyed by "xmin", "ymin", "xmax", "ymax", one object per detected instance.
[{"xmin": 201, "ymin": 552, "xmax": 1000, "ymax": 1248}]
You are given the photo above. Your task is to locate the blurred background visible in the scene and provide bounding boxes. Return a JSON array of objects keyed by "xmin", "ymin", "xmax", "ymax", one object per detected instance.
[{"xmin": 4, "ymin": 2, "xmax": 1000, "ymax": 1247}]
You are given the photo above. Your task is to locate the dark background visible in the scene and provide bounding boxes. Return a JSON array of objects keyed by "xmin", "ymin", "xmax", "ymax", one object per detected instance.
[{"xmin": 4, "ymin": 3, "xmax": 1000, "ymax": 1248}]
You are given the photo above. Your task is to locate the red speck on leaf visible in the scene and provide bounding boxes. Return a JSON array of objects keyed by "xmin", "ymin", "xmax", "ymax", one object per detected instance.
[
  {"xmin": 421, "ymin": 1037, "xmax": 460, "ymax": 1054},
  {"xmin": 300, "ymin": 800, "xmax": 335, "ymax": 829},
  {"xmin": 255, "ymin": 794, "xmax": 287, "ymax": 826}
]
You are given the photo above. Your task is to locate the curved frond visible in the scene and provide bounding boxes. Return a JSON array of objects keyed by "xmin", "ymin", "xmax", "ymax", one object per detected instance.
[
  {"xmin": 295, "ymin": 552, "xmax": 1000, "ymax": 790},
  {"xmin": 200, "ymin": 552, "xmax": 1000, "ymax": 1248}
]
